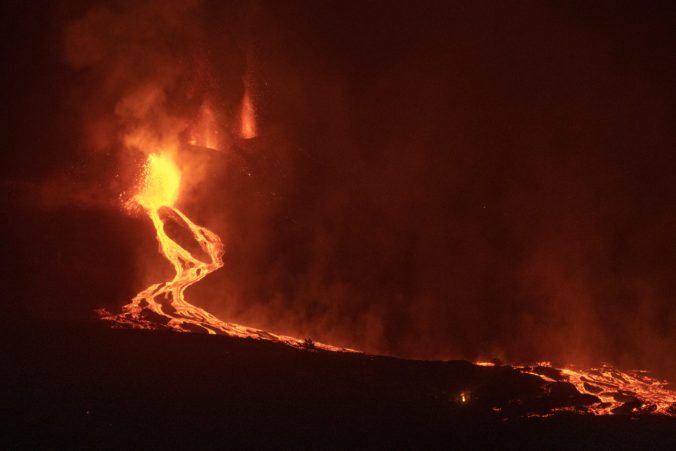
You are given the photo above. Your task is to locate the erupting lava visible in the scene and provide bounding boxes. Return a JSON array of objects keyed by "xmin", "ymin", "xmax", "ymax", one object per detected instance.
[
  {"xmin": 95, "ymin": 136, "xmax": 674, "ymax": 417},
  {"xmin": 98, "ymin": 152, "xmax": 675, "ymax": 415},
  {"xmin": 98, "ymin": 152, "xmax": 347, "ymax": 351},
  {"xmin": 99, "ymin": 153, "xmax": 226, "ymax": 334},
  {"xmin": 96, "ymin": 151, "xmax": 675, "ymax": 416}
]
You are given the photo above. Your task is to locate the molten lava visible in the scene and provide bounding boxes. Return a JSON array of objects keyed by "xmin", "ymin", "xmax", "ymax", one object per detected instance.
[
  {"xmin": 511, "ymin": 361, "xmax": 676, "ymax": 416},
  {"xmin": 99, "ymin": 153, "xmax": 675, "ymax": 412},
  {"xmin": 135, "ymin": 153, "xmax": 181, "ymax": 209},
  {"xmin": 97, "ymin": 141, "xmax": 674, "ymax": 416},
  {"xmin": 98, "ymin": 153, "xmax": 348, "ymax": 351},
  {"xmin": 559, "ymin": 364, "xmax": 676, "ymax": 415}
]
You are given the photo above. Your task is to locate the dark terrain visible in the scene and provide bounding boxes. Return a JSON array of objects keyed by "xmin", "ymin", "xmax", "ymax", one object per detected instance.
[{"xmin": 4, "ymin": 321, "xmax": 676, "ymax": 449}]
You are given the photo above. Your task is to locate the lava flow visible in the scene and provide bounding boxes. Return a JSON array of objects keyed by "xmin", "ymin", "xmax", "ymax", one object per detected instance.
[
  {"xmin": 98, "ymin": 152, "xmax": 348, "ymax": 352},
  {"xmin": 97, "ymin": 152, "xmax": 674, "ymax": 414},
  {"xmin": 510, "ymin": 361, "xmax": 676, "ymax": 416}
]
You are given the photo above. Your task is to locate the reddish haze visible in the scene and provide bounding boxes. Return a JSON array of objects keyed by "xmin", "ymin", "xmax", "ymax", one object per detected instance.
[{"xmin": 2, "ymin": 1, "xmax": 676, "ymax": 380}]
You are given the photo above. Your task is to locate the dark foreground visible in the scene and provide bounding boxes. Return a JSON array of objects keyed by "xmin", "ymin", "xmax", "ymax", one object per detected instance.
[{"xmin": 5, "ymin": 321, "xmax": 675, "ymax": 449}]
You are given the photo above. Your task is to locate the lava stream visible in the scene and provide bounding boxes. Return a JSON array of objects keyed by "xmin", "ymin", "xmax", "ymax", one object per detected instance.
[
  {"xmin": 98, "ymin": 153, "xmax": 349, "ymax": 352},
  {"xmin": 510, "ymin": 361, "xmax": 676, "ymax": 416}
]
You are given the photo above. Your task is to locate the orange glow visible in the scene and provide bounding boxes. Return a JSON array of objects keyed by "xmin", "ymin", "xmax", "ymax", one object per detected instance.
[
  {"xmin": 104, "ymin": 152, "xmax": 227, "ymax": 335},
  {"xmin": 188, "ymin": 102, "xmax": 220, "ymax": 150},
  {"xmin": 99, "ymin": 151, "xmax": 351, "ymax": 352},
  {"xmin": 511, "ymin": 361, "xmax": 676, "ymax": 416},
  {"xmin": 239, "ymin": 89, "xmax": 257, "ymax": 139},
  {"xmin": 134, "ymin": 153, "xmax": 181, "ymax": 210},
  {"xmin": 560, "ymin": 365, "xmax": 676, "ymax": 415}
]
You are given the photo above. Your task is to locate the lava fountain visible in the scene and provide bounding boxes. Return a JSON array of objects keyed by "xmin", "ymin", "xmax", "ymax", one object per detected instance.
[
  {"xmin": 98, "ymin": 152, "xmax": 348, "ymax": 351},
  {"xmin": 99, "ymin": 153, "xmax": 226, "ymax": 334}
]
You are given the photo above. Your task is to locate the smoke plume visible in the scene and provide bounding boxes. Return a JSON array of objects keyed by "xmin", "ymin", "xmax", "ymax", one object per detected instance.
[{"xmin": 3, "ymin": 1, "xmax": 675, "ymax": 381}]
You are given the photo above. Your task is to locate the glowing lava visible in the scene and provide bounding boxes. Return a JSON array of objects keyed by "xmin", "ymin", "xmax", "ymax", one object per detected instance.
[
  {"xmin": 98, "ymin": 153, "xmax": 674, "ymax": 414},
  {"xmin": 135, "ymin": 153, "xmax": 181, "ymax": 209},
  {"xmin": 510, "ymin": 361, "xmax": 676, "ymax": 416},
  {"xmin": 98, "ymin": 153, "xmax": 349, "ymax": 352},
  {"xmin": 559, "ymin": 364, "xmax": 676, "ymax": 415}
]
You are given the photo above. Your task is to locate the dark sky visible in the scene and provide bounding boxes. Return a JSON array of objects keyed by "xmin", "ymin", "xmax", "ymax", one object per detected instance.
[{"xmin": 3, "ymin": 1, "xmax": 676, "ymax": 378}]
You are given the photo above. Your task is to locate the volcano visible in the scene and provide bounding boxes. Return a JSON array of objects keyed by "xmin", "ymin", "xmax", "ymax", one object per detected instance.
[
  {"xmin": 5, "ymin": 1, "xmax": 676, "ymax": 447},
  {"xmin": 90, "ymin": 144, "xmax": 675, "ymax": 421},
  {"xmin": 86, "ymin": 147, "xmax": 676, "ymax": 435}
]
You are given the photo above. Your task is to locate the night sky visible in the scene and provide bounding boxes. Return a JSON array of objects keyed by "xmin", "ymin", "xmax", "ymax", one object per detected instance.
[{"xmin": 3, "ymin": 1, "xmax": 676, "ymax": 379}]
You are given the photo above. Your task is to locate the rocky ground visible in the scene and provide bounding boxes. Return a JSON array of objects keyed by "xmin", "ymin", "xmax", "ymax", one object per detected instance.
[{"xmin": 5, "ymin": 320, "xmax": 676, "ymax": 449}]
